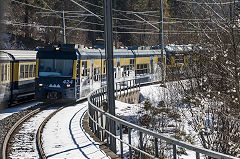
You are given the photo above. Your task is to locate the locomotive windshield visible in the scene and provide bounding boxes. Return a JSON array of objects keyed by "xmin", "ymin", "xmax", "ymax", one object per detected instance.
[{"xmin": 39, "ymin": 59, "xmax": 73, "ymax": 77}]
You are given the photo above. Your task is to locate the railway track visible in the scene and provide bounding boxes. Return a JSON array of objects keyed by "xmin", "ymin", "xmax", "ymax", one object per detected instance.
[
  {"xmin": 1, "ymin": 101, "xmax": 73, "ymax": 159},
  {"xmin": 2, "ymin": 107, "xmax": 55, "ymax": 159},
  {"xmin": 1, "ymin": 97, "xmax": 88, "ymax": 159}
]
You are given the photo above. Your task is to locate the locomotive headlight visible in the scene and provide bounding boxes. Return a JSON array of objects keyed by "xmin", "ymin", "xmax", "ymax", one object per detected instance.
[
  {"xmin": 39, "ymin": 83, "xmax": 43, "ymax": 87},
  {"xmin": 66, "ymin": 84, "xmax": 71, "ymax": 88}
]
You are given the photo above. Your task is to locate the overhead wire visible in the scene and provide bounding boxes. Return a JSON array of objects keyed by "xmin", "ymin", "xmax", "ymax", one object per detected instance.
[
  {"xmin": 176, "ymin": 0, "xmax": 239, "ymax": 5},
  {"xmin": 40, "ymin": 0, "xmax": 63, "ymax": 20},
  {"xmin": 12, "ymin": 0, "xmax": 218, "ymax": 28},
  {"xmin": 10, "ymin": 0, "xmax": 232, "ymax": 37},
  {"xmin": 11, "ymin": 0, "xmax": 55, "ymax": 11},
  {"xmin": 3, "ymin": 21, "xmax": 228, "ymax": 34},
  {"xmin": 73, "ymin": 0, "xmax": 159, "ymax": 14},
  {"xmin": 69, "ymin": 0, "xmax": 102, "ymax": 20}
]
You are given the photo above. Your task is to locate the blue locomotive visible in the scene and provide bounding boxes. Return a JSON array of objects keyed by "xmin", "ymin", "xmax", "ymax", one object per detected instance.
[{"xmin": 35, "ymin": 45, "xmax": 81, "ymax": 101}]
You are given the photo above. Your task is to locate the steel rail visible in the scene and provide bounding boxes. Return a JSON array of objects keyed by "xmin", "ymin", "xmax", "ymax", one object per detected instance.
[
  {"xmin": 36, "ymin": 107, "xmax": 65, "ymax": 159},
  {"xmin": 37, "ymin": 97, "xmax": 88, "ymax": 159},
  {"xmin": 2, "ymin": 108, "xmax": 41, "ymax": 159},
  {"xmin": 88, "ymin": 78, "xmax": 238, "ymax": 159}
]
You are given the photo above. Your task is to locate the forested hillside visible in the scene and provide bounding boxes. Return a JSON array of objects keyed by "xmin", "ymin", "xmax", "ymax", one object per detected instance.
[{"xmin": 2, "ymin": 0, "xmax": 188, "ymax": 48}]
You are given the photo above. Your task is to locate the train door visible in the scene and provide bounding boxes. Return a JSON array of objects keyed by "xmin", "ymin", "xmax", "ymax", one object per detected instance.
[
  {"xmin": 150, "ymin": 56, "xmax": 153, "ymax": 74},
  {"xmin": 80, "ymin": 60, "xmax": 88, "ymax": 97},
  {"xmin": 91, "ymin": 59, "xmax": 94, "ymax": 86},
  {"xmin": 76, "ymin": 60, "xmax": 81, "ymax": 99},
  {"xmin": 116, "ymin": 58, "xmax": 120, "ymax": 79}
]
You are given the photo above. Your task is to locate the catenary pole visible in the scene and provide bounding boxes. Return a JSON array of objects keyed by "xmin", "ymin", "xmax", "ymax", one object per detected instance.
[
  {"xmin": 114, "ymin": 0, "xmax": 117, "ymax": 49},
  {"xmin": 104, "ymin": 0, "xmax": 116, "ymax": 153},
  {"xmin": 159, "ymin": 0, "xmax": 164, "ymax": 83},
  {"xmin": 62, "ymin": 10, "xmax": 66, "ymax": 44}
]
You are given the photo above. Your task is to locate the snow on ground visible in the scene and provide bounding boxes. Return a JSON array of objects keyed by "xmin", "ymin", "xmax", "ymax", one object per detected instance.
[
  {"xmin": 115, "ymin": 83, "xmax": 204, "ymax": 159},
  {"xmin": 140, "ymin": 84, "xmax": 171, "ymax": 105},
  {"xmin": 0, "ymin": 101, "xmax": 40, "ymax": 120},
  {"xmin": 9, "ymin": 108, "xmax": 57, "ymax": 159},
  {"xmin": 115, "ymin": 100, "xmax": 141, "ymax": 158},
  {"xmin": 42, "ymin": 101, "xmax": 110, "ymax": 159}
]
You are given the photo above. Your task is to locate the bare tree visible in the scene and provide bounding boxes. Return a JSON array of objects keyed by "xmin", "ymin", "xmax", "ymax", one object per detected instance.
[{"xmin": 163, "ymin": 0, "xmax": 240, "ymax": 157}]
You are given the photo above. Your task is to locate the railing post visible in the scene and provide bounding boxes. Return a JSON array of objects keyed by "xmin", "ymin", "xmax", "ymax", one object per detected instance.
[
  {"xmin": 130, "ymin": 80, "xmax": 132, "ymax": 92},
  {"xmin": 120, "ymin": 84, "xmax": 121, "ymax": 96},
  {"xmin": 94, "ymin": 93, "xmax": 96, "ymax": 105},
  {"xmin": 89, "ymin": 105, "xmax": 93, "ymax": 131},
  {"xmin": 155, "ymin": 138, "xmax": 159, "ymax": 158},
  {"xmin": 128, "ymin": 128, "xmax": 132, "ymax": 159},
  {"xmin": 196, "ymin": 152, "xmax": 200, "ymax": 159},
  {"xmin": 88, "ymin": 102, "xmax": 92, "ymax": 130},
  {"xmin": 120, "ymin": 124, "xmax": 123, "ymax": 158},
  {"xmin": 97, "ymin": 90, "xmax": 100, "ymax": 107},
  {"xmin": 139, "ymin": 131, "xmax": 144, "ymax": 159},
  {"xmin": 98, "ymin": 94, "xmax": 101, "ymax": 107},
  {"xmin": 106, "ymin": 117, "xmax": 109, "ymax": 146},
  {"xmin": 173, "ymin": 144, "xmax": 177, "ymax": 159},
  {"xmin": 124, "ymin": 82, "xmax": 126, "ymax": 96},
  {"xmin": 101, "ymin": 113, "xmax": 104, "ymax": 141},
  {"xmin": 101, "ymin": 89, "xmax": 103, "ymax": 103},
  {"xmin": 134, "ymin": 79, "xmax": 136, "ymax": 91},
  {"xmin": 93, "ymin": 109, "xmax": 96, "ymax": 134},
  {"xmin": 96, "ymin": 110, "xmax": 99, "ymax": 138},
  {"xmin": 138, "ymin": 81, "xmax": 140, "ymax": 91}
]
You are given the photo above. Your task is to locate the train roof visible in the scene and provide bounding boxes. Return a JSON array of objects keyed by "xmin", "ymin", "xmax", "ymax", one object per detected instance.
[
  {"xmin": 0, "ymin": 51, "xmax": 12, "ymax": 61},
  {"xmin": 37, "ymin": 44, "xmax": 164, "ymax": 60},
  {"xmin": 79, "ymin": 48, "xmax": 163, "ymax": 59},
  {"xmin": 165, "ymin": 44, "xmax": 193, "ymax": 52},
  {"xmin": 0, "ymin": 50, "xmax": 37, "ymax": 61}
]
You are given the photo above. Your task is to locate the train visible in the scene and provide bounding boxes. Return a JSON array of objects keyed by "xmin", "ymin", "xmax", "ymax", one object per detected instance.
[
  {"xmin": 0, "ymin": 44, "xmax": 193, "ymax": 106},
  {"xmin": 0, "ymin": 50, "xmax": 37, "ymax": 108},
  {"xmin": 35, "ymin": 44, "xmax": 193, "ymax": 102}
]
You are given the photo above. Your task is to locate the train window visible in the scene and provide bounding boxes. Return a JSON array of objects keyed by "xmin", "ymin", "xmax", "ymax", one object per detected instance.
[
  {"xmin": 7, "ymin": 65, "xmax": 10, "ymax": 81},
  {"xmin": 94, "ymin": 68, "xmax": 100, "ymax": 75},
  {"xmin": 39, "ymin": 59, "xmax": 73, "ymax": 77},
  {"xmin": 20, "ymin": 65, "xmax": 24, "ymax": 79},
  {"xmin": 166, "ymin": 54, "xmax": 171, "ymax": 65},
  {"xmin": 175, "ymin": 55, "xmax": 184, "ymax": 64},
  {"xmin": 157, "ymin": 57, "xmax": 162, "ymax": 66},
  {"xmin": 103, "ymin": 60, "xmax": 106, "ymax": 74},
  {"xmin": 82, "ymin": 61, "xmax": 88, "ymax": 76},
  {"xmin": 130, "ymin": 59, "xmax": 135, "ymax": 70},
  {"xmin": 130, "ymin": 59, "xmax": 134, "ymax": 65},
  {"xmin": 4, "ymin": 64, "xmax": 7, "ymax": 81},
  {"xmin": 33, "ymin": 65, "xmax": 36, "ymax": 77},
  {"xmin": 76, "ymin": 60, "xmax": 80, "ymax": 78},
  {"xmin": 1, "ymin": 64, "xmax": 4, "ymax": 81},
  {"xmin": 117, "ymin": 60, "xmax": 120, "ymax": 67},
  {"xmin": 94, "ymin": 67, "xmax": 100, "ymax": 81},
  {"xmin": 136, "ymin": 64, "xmax": 149, "ymax": 75},
  {"xmin": 25, "ymin": 65, "xmax": 29, "ymax": 78},
  {"xmin": 29, "ymin": 65, "xmax": 33, "ymax": 78}
]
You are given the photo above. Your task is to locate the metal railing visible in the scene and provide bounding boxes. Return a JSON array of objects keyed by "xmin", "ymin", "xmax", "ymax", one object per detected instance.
[{"xmin": 88, "ymin": 78, "xmax": 237, "ymax": 159}]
